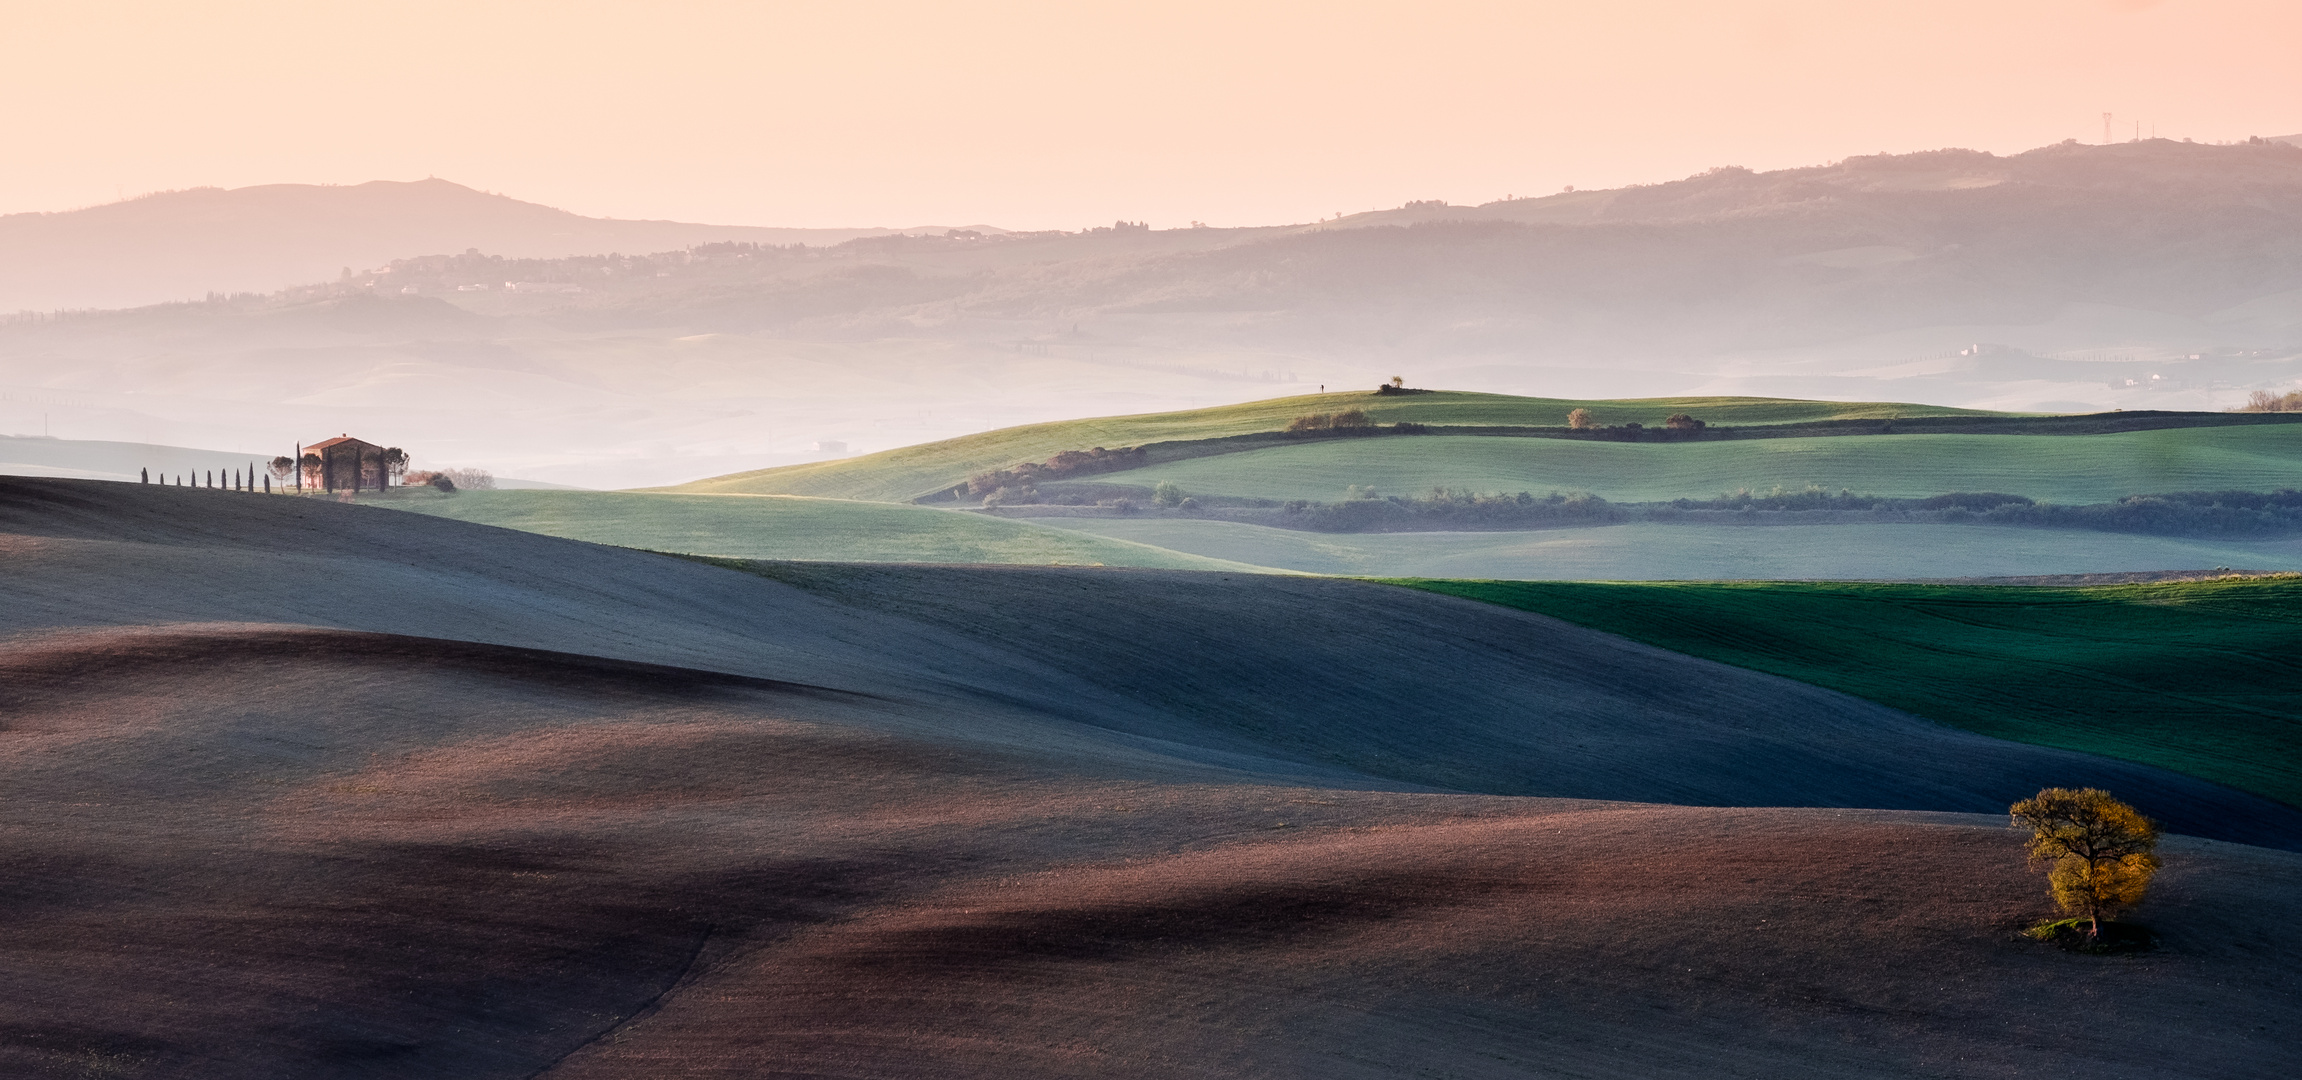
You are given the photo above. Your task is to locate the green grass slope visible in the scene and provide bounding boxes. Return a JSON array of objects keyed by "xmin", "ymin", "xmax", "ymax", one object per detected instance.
[
  {"xmin": 1031, "ymin": 517, "xmax": 2302, "ymax": 580},
  {"xmin": 1394, "ymin": 576, "xmax": 2302, "ymax": 808},
  {"xmin": 664, "ymin": 391, "xmax": 2002, "ymax": 502},
  {"xmin": 1072, "ymin": 426, "xmax": 2302, "ymax": 505},
  {"xmin": 356, "ymin": 489, "xmax": 1269, "ymax": 570}
]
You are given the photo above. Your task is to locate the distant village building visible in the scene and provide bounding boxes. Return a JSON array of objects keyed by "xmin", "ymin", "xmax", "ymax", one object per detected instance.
[{"xmin": 303, "ymin": 435, "xmax": 392, "ymax": 491}]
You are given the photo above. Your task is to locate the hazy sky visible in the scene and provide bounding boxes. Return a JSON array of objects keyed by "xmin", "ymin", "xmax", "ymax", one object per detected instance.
[{"xmin": 4, "ymin": 0, "xmax": 2297, "ymax": 229}]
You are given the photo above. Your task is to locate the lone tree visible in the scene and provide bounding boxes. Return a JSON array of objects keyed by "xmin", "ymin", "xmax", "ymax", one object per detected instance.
[
  {"xmin": 1567, "ymin": 408, "xmax": 1594, "ymax": 430},
  {"xmin": 1152, "ymin": 481, "xmax": 1184, "ymax": 507},
  {"xmin": 1664, "ymin": 412, "xmax": 1706, "ymax": 430},
  {"xmin": 2010, "ymin": 787, "xmax": 2162, "ymax": 941}
]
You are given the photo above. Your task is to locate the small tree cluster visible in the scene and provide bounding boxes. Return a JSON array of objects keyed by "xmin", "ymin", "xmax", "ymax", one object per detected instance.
[
  {"xmin": 1152, "ymin": 481, "xmax": 1185, "ymax": 507},
  {"xmin": 2242, "ymin": 389, "xmax": 2302, "ymax": 412},
  {"xmin": 1286, "ymin": 409, "xmax": 1374, "ymax": 432},
  {"xmin": 2010, "ymin": 787, "xmax": 2162, "ymax": 942},
  {"xmin": 965, "ymin": 446, "xmax": 1148, "ymax": 497},
  {"xmin": 1567, "ymin": 408, "xmax": 1594, "ymax": 430},
  {"xmin": 1664, "ymin": 413, "xmax": 1706, "ymax": 430},
  {"xmin": 441, "ymin": 468, "xmax": 495, "ymax": 491}
]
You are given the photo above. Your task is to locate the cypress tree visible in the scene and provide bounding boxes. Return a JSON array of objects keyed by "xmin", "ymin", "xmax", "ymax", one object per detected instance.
[{"xmin": 141, "ymin": 468, "xmax": 148, "ymax": 484}]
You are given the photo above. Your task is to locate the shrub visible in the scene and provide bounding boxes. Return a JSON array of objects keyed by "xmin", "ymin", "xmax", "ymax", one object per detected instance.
[
  {"xmin": 1567, "ymin": 408, "xmax": 1593, "ymax": 430},
  {"xmin": 1152, "ymin": 481, "xmax": 1184, "ymax": 507},
  {"xmin": 1332, "ymin": 408, "xmax": 1372, "ymax": 429},
  {"xmin": 1286, "ymin": 413, "xmax": 1332, "ymax": 432},
  {"xmin": 1664, "ymin": 413, "xmax": 1705, "ymax": 430}
]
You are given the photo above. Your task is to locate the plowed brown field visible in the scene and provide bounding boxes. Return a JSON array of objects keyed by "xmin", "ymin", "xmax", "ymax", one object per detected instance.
[{"xmin": 3, "ymin": 478, "xmax": 2295, "ymax": 1078}]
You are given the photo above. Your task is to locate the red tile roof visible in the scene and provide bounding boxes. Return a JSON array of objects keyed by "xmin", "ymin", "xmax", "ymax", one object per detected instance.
[{"xmin": 303, "ymin": 436, "xmax": 380, "ymax": 452}]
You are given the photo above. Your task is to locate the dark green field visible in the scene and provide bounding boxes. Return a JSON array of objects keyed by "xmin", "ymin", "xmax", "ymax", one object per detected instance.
[{"xmin": 1391, "ymin": 575, "xmax": 2302, "ymax": 809}]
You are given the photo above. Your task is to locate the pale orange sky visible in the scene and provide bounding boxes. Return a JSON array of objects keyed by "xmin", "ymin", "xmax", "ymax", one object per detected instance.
[{"xmin": 3, "ymin": 0, "xmax": 2297, "ymax": 229}]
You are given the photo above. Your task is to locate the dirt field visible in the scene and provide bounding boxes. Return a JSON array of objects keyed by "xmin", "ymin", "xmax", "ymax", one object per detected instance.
[{"xmin": 3, "ymin": 478, "xmax": 2297, "ymax": 1078}]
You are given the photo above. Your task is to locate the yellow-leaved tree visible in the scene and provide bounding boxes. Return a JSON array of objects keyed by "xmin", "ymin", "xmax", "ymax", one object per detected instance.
[{"xmin": 2009, "ymin": 787, "xmax": 2162, "ymax": 941}]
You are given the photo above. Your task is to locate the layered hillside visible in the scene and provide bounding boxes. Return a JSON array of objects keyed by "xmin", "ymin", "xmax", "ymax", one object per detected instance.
[
  {"xmin": 6, "ymin": 140, "xmax": 2299, "ymax": 486},
  {"xmin": 0, "ymin": 178, "xmax": 995, "ymax": 311},
  {"xmin": 4, "ymin": 476, "xmax": 2298, "ymax": 1076}
]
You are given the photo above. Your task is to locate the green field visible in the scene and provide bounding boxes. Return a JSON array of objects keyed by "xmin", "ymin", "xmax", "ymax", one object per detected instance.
[
  {"xmin": 664, "ymin": 391, "xmax": 2003, "ymax": 502},
  {"xmin": 1025, "ymin": 517, "xmax": 2302, "ymax": 579},
  {"xmin": 1067, "ymin": 426, "xmax": 2302, "ymax": 505},
  {"xmin": 1394, "ymin": 576, "xmax": 2302, "ymax": 808},
  {"xmin": 357, "ymin": 489, "xmax": 1265, "ymax": 570}
]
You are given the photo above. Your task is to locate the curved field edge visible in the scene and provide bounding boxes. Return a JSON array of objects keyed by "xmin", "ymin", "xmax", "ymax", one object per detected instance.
[
  {"xmin": 350, "ymin": 489, "xmax": 1277, "ymax": 571},
  {"xmin": 1019, "ymin": 517, "xmax": 2302, "ymax": 580},
  {"xmin": 1062, "ymin": 425, "xmax": 2302, "ymax": 506},
  {"xmin": 1385, "ymin": 575, "xmax": 2302, "ymax": 809},
  {"xmin": 659, "ymin": 391, "xmax": 2009, "ymax": 502}
]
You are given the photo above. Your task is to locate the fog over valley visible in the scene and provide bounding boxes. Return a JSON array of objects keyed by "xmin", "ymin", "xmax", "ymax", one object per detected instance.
[{"xmin": 5, "ymin": 137, "xmax": 2301, "ymax": 487}]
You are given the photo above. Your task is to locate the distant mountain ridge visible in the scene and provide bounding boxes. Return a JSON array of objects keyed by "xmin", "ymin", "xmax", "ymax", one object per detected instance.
[
  {"xmin": 1328, "ymin": 136, "xmax": 2302, "ymax": 230},
  {"xmin": 6, "ymin": 139, "xmax": 2301, "ymax": 487},
  {"xmin": 261, "ymin": 138, "xmax": 2302, "ymax": 366},
  {"xmin": 0, "ymin": 179, "xmax": 1002, "ymax": 311}
]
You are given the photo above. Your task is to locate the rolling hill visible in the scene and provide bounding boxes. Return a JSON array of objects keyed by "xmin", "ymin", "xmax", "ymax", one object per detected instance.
[
  {"xmin": 0, "ymin": 433, "xmax": 274, "ymax": 484},
  {"xmin": 1029, "ymin": 518, "xmax": 2302, "ymax": 580},
  {"xmin": 1057, "ymin": 423, "xmax": 2302, "ymax": 505},
  {"xmin": 3, "ymin": 475, "xmax": 2298, "ymax": 1076},
  {"xmin": 359, "ymin": 489, "xmax": 1262, "ymax": 570},
  {"xmin": 8, "ymin": 139, "xmax": 2302, "ymax": 488},
  {"xmin": 665, "ymin": 390, "xmax": 2007, "ymax": 503},
  {"xmin": 0, "ymin": 178, "xmax": 997, "ymax": 311},
  {"xmin": 345, "ymin": 390, "xmax": 2301, "ymax": 580},
  {"xmin": 1397, "ymin": 576, "xmax": 2302, "ymax": 809}
]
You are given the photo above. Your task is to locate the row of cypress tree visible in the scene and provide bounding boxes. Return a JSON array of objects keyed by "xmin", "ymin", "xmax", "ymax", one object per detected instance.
[{"xmin": 139, "ymin": 465, "xmax": 274, "ymax": 493}]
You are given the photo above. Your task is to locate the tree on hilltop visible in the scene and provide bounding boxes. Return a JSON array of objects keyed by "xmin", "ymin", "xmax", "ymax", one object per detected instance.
[{"xmin": 2010, "ymin": 787, "xmax": 2162, "ymax": 942}]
